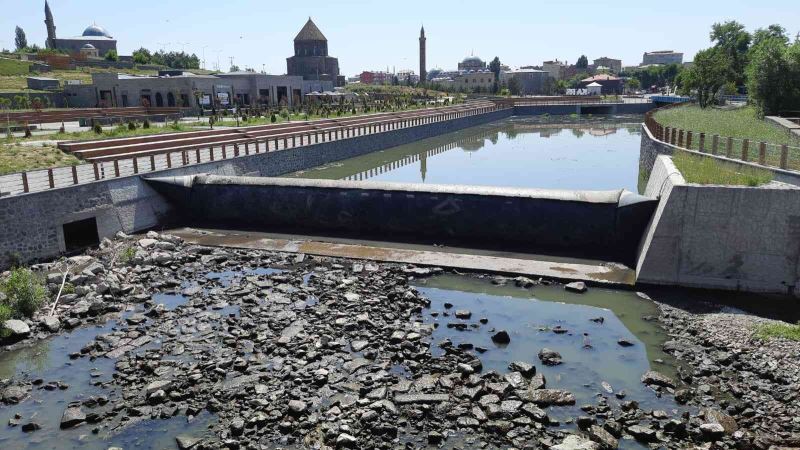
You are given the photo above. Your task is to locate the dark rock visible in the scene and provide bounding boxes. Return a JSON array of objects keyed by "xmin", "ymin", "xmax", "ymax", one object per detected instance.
[
  {"xmin": 21, "ymin": 422, "xmax": 41, "ymax": 433},
  {"xmin": 491, "ymin": 330, "xmax": 511, "ymax": 344},
  {"xmin": 588, "ymin": 424, "xmax": 619, "ymax": 449},
  {"xmin": 508, "ymin": 361, "xmax": 535, "ymax": 377},
  {"xmin": 641, "ymin": 370, "xmax": 675, "ymax": 388},
  {"xmin": 455, "ymin": 310, "xmax": 472, "ymax": 319},
  {"xmin": 702, "ymin": 408, "xmax": 737, "ymax": 435},
  {"xmin": 523, "ymin": 389, "xmax": 575, "ymax": 406},
  {"xmin": 617, "ymin": 339, "xmax": 634, "ymax": 347},
  {"xmin": 60, "ymin": 406, "xmax": 86, "ymax": 429},
  {"xmin": 176, "ymin": 435, "xmax": 201, "ymax": 449},
  {"xmin": 538, "ymin": 348, "xmax": 563, "ymax": 366},
  {"xmin": 699, "ymin": 423, "xmax": 725, "ymax": 441},
  {"xmin": 627, "ymin": 425, "xmax": 658, "ymax": 442}
]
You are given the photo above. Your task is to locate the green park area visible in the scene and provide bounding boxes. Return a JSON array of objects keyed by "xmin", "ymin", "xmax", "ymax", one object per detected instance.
[
  {"xmin": 0, "ymin": 141, "xmax": 79, "ymax": 175},
  {"xmin": 655, "ymin": 105, "xmax": 800, "ymax": 147}
]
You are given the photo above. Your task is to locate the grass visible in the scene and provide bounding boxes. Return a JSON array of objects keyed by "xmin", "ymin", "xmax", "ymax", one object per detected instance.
[
  {"xmin": 1, "ymin": 267, "xmax": 47, "ymax": 319},
  {"xmin": 655, "ymin": 105, "xmax": 800, "ymax": 170},
  {"xmin": 0, "ymin": 141, "xmax": 80, "ymax": 175},
  {"xmin": 655, "ymin": 105, "xmax": 800, "ymax": 146},
  {"xmin": 0, "ymin": 66, "xmax": 159, "ymax": 93},
  {"xmin": 755, "ymin": 321, "xmax": 800, "ymax": 341},
  {"xmin": 0, "ymin": 58, "xmax": 33, "ymax": 76},
  {"xmin": 48, "ymin": 122, "xmax": 193, "ymax": 141},
  {"xmin": 672, "ymin": 151, "xmax": 773, "ymax": 186}
]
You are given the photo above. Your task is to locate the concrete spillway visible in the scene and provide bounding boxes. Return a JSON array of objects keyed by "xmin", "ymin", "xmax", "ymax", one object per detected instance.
[{"xmin": 147, "ymin": 175, "xmax": 658, "ymax": 266}]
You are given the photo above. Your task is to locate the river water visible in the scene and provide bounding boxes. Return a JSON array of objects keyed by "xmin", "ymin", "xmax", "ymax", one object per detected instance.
[{"xmin": 289, "ymin": 116, "xmax": 644, "ymax": 192}]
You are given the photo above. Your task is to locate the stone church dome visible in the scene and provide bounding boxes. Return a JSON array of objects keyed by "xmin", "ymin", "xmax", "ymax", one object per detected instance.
[{"xmin": 82, "ymin": 24, "xmax": 112, "ymax": 38}]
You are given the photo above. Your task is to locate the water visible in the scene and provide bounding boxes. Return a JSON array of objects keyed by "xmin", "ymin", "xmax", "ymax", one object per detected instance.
[
  {"xmin": 413, "ymin": 274, "xmax": 686, "ymax": 442},
  {"xmin": 290, "ymin": 116, "xmax": 644, "ymax": 191}
]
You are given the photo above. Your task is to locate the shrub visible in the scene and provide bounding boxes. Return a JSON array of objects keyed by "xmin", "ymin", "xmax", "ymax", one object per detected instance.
[
  {"xmin": 142, "ymin": 119, "xmax": 151, "ymax": 129},
  {"xmin": 0, "ymin": 304, "xmax": 12, "ymax": 338},
  {"xmin": 93, "ymin": 123, "xmax": 103, "ymax": 134},
  {"xmin": 127, "ymin": 121, "xmax": 137, "ymax": 131},
  {"xmin": 118, "ymin": 246, "xmax": 136, "ymax": 265},
  {"xmin": 1, "ymin": 267, "xmax": 47, "ymax": 318},
  {"xmin": 270, "ymin": 114, "xmax": 277, "ymax": 123}
]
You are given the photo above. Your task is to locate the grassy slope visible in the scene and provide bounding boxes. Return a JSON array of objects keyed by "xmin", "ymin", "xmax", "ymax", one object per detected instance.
[
  {"xmin": 0, "ymin": 142, "xmax": 80, "ymax": 175},
  {"xmin": 655, "ymin": 105, "xmax": 800, "ymax": 147},
  {"xmin": 672, "ymin": 151, "xmax": 773, "ymax": 186},
  {"xmin": 756, "ymin": 322, "xmax": 800, "ymax": 341},
  {"xmin": 0, "ymin": 66, "xmax": 159, "ymax": 93}
]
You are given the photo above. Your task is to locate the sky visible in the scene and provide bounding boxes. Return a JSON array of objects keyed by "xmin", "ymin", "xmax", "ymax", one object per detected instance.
[{"xmin": 2, "ymin": 0, "xmax": 799, "ymax": 76}]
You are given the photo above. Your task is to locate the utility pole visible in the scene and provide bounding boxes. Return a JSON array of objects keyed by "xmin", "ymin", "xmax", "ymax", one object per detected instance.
[
  {"xmin": 201, "ymin": 45, "xmax": 209, "ymax": 70},
  {"xmin": 229, "ymin": 56, "xmax": 235, "ymax": 72}
]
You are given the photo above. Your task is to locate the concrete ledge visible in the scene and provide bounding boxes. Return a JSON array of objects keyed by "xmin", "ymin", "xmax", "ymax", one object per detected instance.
[{"xmin": 636, "ymin": 154, "xmax": 800, "ymax": 295}]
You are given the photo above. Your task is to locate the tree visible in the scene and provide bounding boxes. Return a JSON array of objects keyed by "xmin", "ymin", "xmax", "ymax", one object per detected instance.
[
  {"xmin": 229, "ymin": 64, "xmax": 240, "ymax": 72},
  {"xmin": 752, "ymin": 25, "xmax": 789, "ymax": 48},
  {"xmin": 488, "ymin": 57, "xmax": 501, "ymax": 94},
  {"xmin": 507, "ymin": 77, "xmax": 522, "ymax": 96},
  {"xmin": 626, "ymin": 78, "xmax": 641, "ymax": 92},
  {"xmin": 576, "ymin": 55, "xmax": 589, "ymax": 69},
  {"xmin": 132, "ymin": 47, "xmax": 152, "ymax": 64},
  {"xmin": 746, "ymin": 38, "xmax": 800, "ymax": 116},
  {"xmin": 105, "ymin": 49, "xmax": 119, "ymax": 61},
  {"xmin": 710, "ymin": 21, "xmax": 751, "ymax": 85},
  {"xmin": 14, "ymin": 26, "xmax": 27, "ymax": 51},
  {"xmin": 678, "ymin": 47, "xmax": 732, "ymax": 108}
]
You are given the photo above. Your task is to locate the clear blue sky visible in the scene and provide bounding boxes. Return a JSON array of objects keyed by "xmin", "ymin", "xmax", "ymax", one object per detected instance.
[{"xmin": 3, "ymin": 0, "xmax": 799, "ymax": 76}]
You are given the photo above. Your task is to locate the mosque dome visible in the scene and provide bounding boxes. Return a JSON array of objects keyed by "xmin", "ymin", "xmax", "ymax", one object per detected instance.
[
  {"xmin": 461, "ymin": 56, "xmax": 484, "ymax": 65},
  {"xmin": 82, "ymin": 24, "xmax": 112, "ymax": 38},
  {"xmin": 81, "ymin": 43, "xmax": 96, "ymax": 49}
]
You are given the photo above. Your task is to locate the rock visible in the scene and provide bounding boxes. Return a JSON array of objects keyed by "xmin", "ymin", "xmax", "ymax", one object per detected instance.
[
  {"xmin": 515, "ymin": 276, "xmax": 538, "ymax": 288},
  {"xmin": 641, "ymin": 370, "xmax": 675, "ymax": 388},
  {"xmin": 588, "ymin": 425, "xmax": 619, "ymax": 449},
  {"xmin": 538, "ymin": 348, "xmax": 563, "ymax": 366},
  {"xmin": 565, "ymin": 282, "xmax": 587, "ymax": 293},
  {"xmin": 336, "ymin": 433, "xmax": 358, "ymax": 447},
  {"xmin": 230, "ymin": 417, "xmax": 245, "ymax": 436},
  {"xmin": 491, "ymin": 330, "xmax": 511, "ymax": 344},
  {"xmin": 617, "ymin": 339, "xmax": 634, "ymax": 347},
  {"xmin": 3, "ymin": 319, "xmax": 30, "ymax": 338},
  {"xmin": 508, "ymin": 361, "xmax": 536, "ymax": 377},
  {"xmin": 288, "ymin": 399, "xmax": 307, "ymax": 415},
  {"xmin": 674, "ymin": 388, "xmax": 692, "ymax": 404},
  {"xmin": 60, "ymin": 406, "xmax": 86, "ymax": 429},
  {"xmin": 528, "ymin": 372, "xmax": 546, "ymax": 390},
  {"xmin": 144, "ymin": 380, "xmax": 172, "ymax": 395},
  {"xmin": 40, "ymin": 316, "xmax": 61, "ymax": 332},
  {"xmin": 2, "ymin": 384, "xmax": 29, "ymax": 404},
  {"xmin": 552, "ymin": 434, "xmax": 601, "ymax": 450},
  {"xmin": 521, "ymin": 403, "xmax": 548, "ymax": 422},
  {"xmin": 455, "ymin": 310, "xmax": 472, "ymax": 319},
  {"xmin": 702, "ymin": 408, "xmax": 737, "ymax": 435},
  {"xmin": 175, "ymin": 435, "xmax": 201, "ymax": 449},
  {"xmin": 627, "ymin": 425, "xmax": 658, "ymax": 442},
  {"xmin": 427, "ymin": 431, "xmax": 444, "ymax": 445},
  {"xmin": 394, "ymin": 394, "xmax": 449, "ymax": 404},
  {"xmin": 126, "ymin": 314, "xmax": 147, "ymax": 325},
  {"xmin": 524, "ymin": 389, "xmax": 575, "ymax": 406},
  {"xmin": 21, "ymin": 422, "xmax": 41, "ymax": 433},
  {"xmin": 699, "ymin": 423, "xmax": 725, "ymax": 441}
]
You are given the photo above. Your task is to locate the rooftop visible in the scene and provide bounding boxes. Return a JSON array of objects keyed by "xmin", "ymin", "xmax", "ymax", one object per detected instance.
[{"xmin": 294, "ymin": 18, "xmax": 327, "ymax": 42}]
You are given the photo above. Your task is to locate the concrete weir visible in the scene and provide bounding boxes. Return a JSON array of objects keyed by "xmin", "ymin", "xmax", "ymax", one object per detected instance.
[{"xmin": 146, "ymin": 174, "xmax": 658, "ymax": 266}]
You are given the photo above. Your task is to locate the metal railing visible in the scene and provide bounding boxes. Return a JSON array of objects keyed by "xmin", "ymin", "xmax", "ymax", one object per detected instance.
[
  {"xmin": 645, "ymin": 104, "xmax": 800, "ymax": 172},
  {"xmin": 511, "ymin": 98, "xmax": 653, "ymax": 107},
  {"xmin": 0, "ymin": 104, "xmax": 504, "ymax": 198}
]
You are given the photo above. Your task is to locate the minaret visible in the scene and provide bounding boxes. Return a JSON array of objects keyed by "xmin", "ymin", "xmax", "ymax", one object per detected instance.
[
  {"xmin": 44, "ymin": 1, "xmax": 57, "ymax": 49},
  {"xmin": 419, "ymin": 26, "xmax": 427, "ymax": 85}
]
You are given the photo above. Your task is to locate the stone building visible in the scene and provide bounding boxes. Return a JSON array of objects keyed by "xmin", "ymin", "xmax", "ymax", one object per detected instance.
[
  {"xmin": 44, "ymin": 1, "xmax": 118, "ymax": 57},
  {"xmin": 64, "ymin": 71, "xmax": 332, "ymax": 111},
  {"xmin": 641, "ymin": 50, "xmax": 683, "ymax": 66},
  {"xmin": 501, "ymin": 69, "xmax": 550, "ymax": 95},
  {"xmin": 542, "ymin": 60, "xmax": 567, "ymax": 80},
  {"xmin": 593, "ymin": 57, "xmax": 622, "ymax": 74},
  {"xmin": 579, "ymin": 74, "xmax": 623, "ymax": 95},
  {"xmin": 286, "ymin": 18, "xmax": 343, "ymax": 86},
  {"xmin": 458, "ymin": 56, "xmax": 486, "ymax": 72}
]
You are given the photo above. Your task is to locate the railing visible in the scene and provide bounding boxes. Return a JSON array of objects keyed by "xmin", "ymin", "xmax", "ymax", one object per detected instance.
[
  {"xmin": 0, "ymin": 104, "xmax": 503, "ymax": 198},
  {"xmin": 510, "ymin": 98, "xmax": 653, "ymax": 107},
  {"xmin": 645, "ymin": 103, "xmax": 800, "ymax": 172}
]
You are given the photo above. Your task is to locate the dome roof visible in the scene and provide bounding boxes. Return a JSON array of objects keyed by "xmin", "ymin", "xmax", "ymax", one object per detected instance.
[
  {"xmin": 82, "ymin": 24, "xmax": 111, "ymax": 38},
  {"xmin": 462, "ymin": 56, "xmax": 483, "ymax": 64},
  {"xmin": 81, "ymin": 43, "xmax": 96, "ymax": 49}
]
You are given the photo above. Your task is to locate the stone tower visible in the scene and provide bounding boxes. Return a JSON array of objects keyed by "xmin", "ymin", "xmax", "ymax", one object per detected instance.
[
  {"xmin": 419, "ymin": 26, "xmax": 427, "ymax": 85},
  {"xmin": 44, "ymin": 0, "xmax": 57, "ymax": 49}
]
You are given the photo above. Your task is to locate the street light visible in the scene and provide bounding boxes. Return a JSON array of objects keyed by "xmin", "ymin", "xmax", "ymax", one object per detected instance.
[{"xmin": 201, "ymin": 45, "xmax": 210, "ymax": 70}]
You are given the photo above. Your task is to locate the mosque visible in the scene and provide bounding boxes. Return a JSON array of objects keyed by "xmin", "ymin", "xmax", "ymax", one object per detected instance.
[{"xmin": 44, "ymin": 1, "xmax": 118, "ymax": 57}]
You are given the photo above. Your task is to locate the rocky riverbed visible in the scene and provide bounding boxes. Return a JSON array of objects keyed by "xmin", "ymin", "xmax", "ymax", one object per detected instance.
[{"xmin": 1, "ymin": 232, "xmax": 799, "ymax": 449}]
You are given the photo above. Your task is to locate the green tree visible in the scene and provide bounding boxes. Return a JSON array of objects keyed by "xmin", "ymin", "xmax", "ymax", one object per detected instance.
[
  {"xmin": 105, "ymin": 49, "xmax": 119, "ymax": 61},
  {"xmin": 710, "ymin": 21, "xmax": 751, "ymax": 84},
  {"xmin": 14, "ymin": 26, "xmax": 27, "ymax": 51},
  {"xmin": 132, "ymin": 47, "xmax": 152, "ymax": 64},
  {"xmin": 507, "ymin": 77, "xmax": 522, "ymax": 96},
  {"xmin": 752, "ymin": 25, "xmax": 789, "ymax": 48},
  {"xmin": 576, "ymin": 55, "xmax": 589, "ymax": 69},
  {"xmin": 746, "ymin": 38, "xmax": 799, "ymax": 116},
  {"xmin": 488, "ymin": 56, "xmax": 502, "ymax": 94},
  {"xmin": 678, "ymin": 47, "xmax": 732, "ymax": 108},
  {"xmin": 626, "ymin": 78, "xmax": 641, "ymax": 92}
]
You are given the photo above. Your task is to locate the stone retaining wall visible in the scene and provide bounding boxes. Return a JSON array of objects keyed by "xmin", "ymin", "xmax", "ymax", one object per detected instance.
[{"xmin": 0, "ymin": 109, "xmax": 511, "ymax": 268}]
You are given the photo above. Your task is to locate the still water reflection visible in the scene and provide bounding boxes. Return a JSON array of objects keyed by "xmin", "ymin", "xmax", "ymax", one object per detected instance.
[{"xmin": 290, "ymin": 116, "xmax": 644, "ymax": 191}]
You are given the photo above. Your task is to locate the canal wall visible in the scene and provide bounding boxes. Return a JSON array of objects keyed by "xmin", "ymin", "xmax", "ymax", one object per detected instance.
[
  {"xmin": 514, "ymin": 103, "xmax": 656, "ymax": 116},
  {"xmin": 637, "ymin": 154, "xmax": 800, "ymax": 296},
  {"xmin": 0, "ymin": 108, "xmax": 511, "ymax": 268},
  {"xmin": 147, "ymin": 175, "xmax": 659, "ymax": 265}
]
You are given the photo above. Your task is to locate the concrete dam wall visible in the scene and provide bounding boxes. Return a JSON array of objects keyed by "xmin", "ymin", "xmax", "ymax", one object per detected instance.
[{"xmin": 147, "ymin": 175, "xmax": 659, "ymax": 265}]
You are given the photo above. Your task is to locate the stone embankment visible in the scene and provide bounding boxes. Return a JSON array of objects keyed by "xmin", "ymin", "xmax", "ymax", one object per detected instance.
[{"xmin": 1, "ymin": 233, "xmax": 799, "ymax": 449}]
